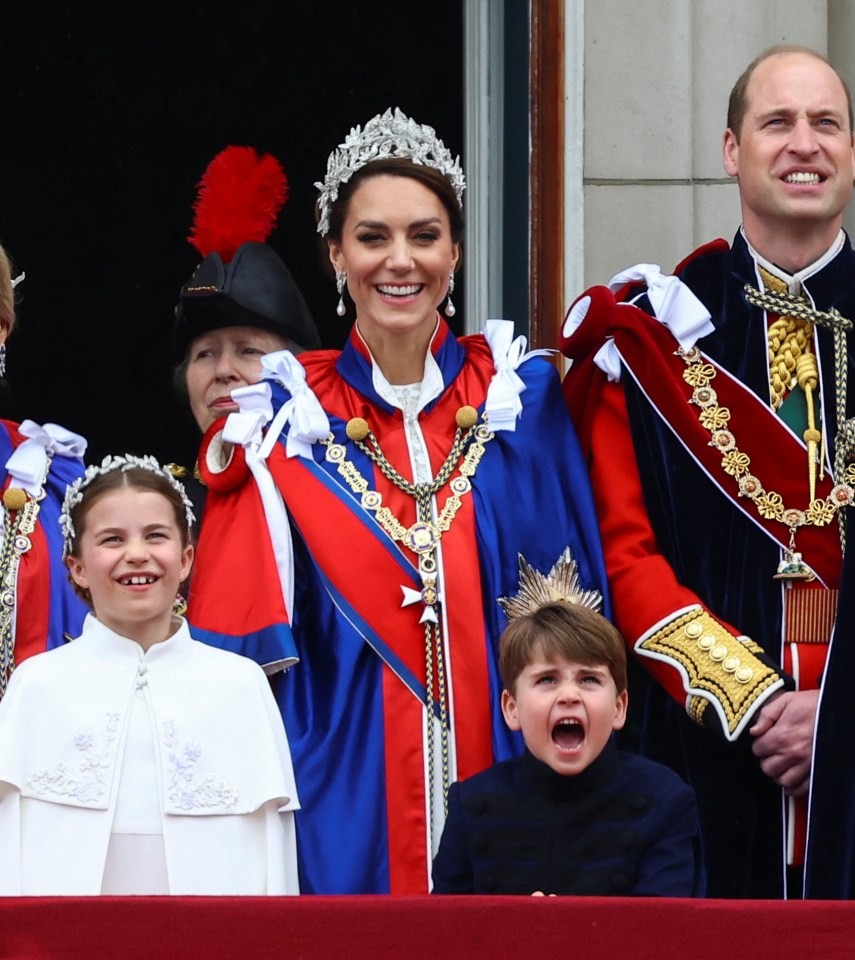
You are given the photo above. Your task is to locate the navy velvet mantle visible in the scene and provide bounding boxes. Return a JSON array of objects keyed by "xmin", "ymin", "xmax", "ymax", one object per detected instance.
[{"xmin": 620, "ymin": 231, "xmax": 855, "ymax": 899}]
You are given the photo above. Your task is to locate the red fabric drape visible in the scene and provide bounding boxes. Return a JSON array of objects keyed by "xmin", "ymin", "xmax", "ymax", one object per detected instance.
[{"xmin": 2, "ymin": 895, "xmax": 854, "ymax": 960}]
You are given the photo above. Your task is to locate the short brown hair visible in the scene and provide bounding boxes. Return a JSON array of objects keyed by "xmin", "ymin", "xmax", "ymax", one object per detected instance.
[
  {"xmin": 727, "ymin": 45, "xmax": 854, "ymax": 141},
  {"xmin": 499, "ymin": 602, "xmax": 628, "ymax": 695}
]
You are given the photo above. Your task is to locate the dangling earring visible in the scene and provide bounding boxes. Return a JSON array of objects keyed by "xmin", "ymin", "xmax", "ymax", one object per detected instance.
[
  {"xmin": 0, "ymin": 343, "xmax": 8, "ymax": 378},
  {"xmin": 336, "ymin": 270, "xmax": 347, "ymax": 317},
  {"xmin": 173, "ymin": 593, "xmax": 188, "ymax": 617},
  {"xmin": 445, "ymin": 272, "xmax": 456, "ymax": 318}
]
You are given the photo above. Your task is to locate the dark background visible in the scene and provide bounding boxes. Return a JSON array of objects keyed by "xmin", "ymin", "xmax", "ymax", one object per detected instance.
[{"xmin": 1, "ymin": 2, "xmax": 464, "ymax": 466}]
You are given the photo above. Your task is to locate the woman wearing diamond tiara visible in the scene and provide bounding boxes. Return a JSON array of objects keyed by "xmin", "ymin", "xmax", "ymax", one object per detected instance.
[
  {"xmin": 189, "ymin": 108, "xmax": 608, "ymax": 893},
  {"xmin": 0, "ymin": 243, "xmax": 87, "ymax": 700},
  {"xmin": 0, "ymin": 455, "xmax": 299, "ymax": 895}
]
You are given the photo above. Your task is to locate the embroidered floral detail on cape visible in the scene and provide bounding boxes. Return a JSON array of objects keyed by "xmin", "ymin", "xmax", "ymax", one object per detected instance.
[
  {"xmin": 163, "ymin": 719, "xmax": 238, "ymax": 810},
  {"xmin": 25, "ymin": 712, "xmax": 119, "ymax": 803}
]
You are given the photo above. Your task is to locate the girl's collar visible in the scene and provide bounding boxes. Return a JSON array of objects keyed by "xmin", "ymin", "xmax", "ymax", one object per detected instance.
[{"xmin": 78, "ymin": 613, "xmax": 195, "ymax": 665}]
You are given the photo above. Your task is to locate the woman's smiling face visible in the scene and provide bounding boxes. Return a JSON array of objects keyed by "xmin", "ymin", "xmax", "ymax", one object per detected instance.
[{"xmin": 327, "ymin": 174, "xmax": 459, "ymax": 349}]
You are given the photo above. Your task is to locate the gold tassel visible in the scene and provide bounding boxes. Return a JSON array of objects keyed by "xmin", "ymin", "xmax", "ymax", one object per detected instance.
[{"xmin": 797, "ymin": 352, "xmax": 821, "ymax": 499}]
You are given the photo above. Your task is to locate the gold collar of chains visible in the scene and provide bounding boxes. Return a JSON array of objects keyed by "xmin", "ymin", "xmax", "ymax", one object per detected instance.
[
  {"xmin": 320, "ymin": 404, "xmax": 495, "ymax": 824},
  {"xmin": 321, "ymin": 405, "xmax": 494, "ymax": 588},
  {"xmin": 0, "ymin": 478, "xmax": 49, "ymax": 697},
  {"xmin": 680, "ymin": 344, "xmax": 854, "ymax": 579}
]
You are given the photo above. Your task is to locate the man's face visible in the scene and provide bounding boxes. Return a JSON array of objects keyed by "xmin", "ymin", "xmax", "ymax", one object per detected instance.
[{"xmin": 723, "ymin": 52, "xmax": 855, "ymax": 251}]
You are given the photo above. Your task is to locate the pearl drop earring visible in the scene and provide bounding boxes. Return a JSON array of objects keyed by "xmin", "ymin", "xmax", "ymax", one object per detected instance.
[
  {"xmin": 445, "ymin": 272, "xmax": 456, "ymax": 318},
  {"xmin": 336, "ymin": 270, "xmax": 347, "ymax": 318}
]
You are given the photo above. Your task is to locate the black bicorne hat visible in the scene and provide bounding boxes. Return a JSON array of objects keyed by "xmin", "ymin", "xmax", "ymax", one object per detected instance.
[
  {"xmin": 174, "ymin": 241, "xmax": 320, "ymax": 361},
  {"xmin": 173, "ymin": 146, "xmax": 321, "ymax": 362}
]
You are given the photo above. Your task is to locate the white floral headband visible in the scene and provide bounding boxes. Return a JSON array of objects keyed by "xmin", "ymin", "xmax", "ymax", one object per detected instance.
[{"xmin": 60, "ymin": 454, "xmax": 195, "ymax": 558}]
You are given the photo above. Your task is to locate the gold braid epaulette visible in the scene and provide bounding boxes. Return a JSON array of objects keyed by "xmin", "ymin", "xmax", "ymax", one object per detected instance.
[{"xmin": 637, "ymin": 609, "xmax": 782, "ymax": 737}]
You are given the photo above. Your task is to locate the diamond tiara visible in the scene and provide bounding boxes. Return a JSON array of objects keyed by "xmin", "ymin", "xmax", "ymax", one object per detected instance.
[
  {"xmin": 60, "ymin": 454, "xmax": 196, "ymax": 558},
  {"xmin": 315, "ymin": 107, "xmax": 466, "ymax": 237}
]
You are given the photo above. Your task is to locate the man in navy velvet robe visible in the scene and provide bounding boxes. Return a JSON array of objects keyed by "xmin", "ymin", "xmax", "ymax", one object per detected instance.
[{"xmin": 561, "ymin": 45, "xmax": 855, "ymax": 898}]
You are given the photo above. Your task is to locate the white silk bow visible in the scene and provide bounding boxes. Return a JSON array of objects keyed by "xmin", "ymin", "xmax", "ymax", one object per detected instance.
[
  {"xmin": 258, "ymin": 350, "xmax": 330, "ymax": 460},
  {"xmin": 6, "ymin": 421, "xmax": 87, "ymax": 496},
  {"xmin": 578, "ymin": 264, "xmax": 716, "ymax": 381},
  {"xmin": 607, "ymin": 263, "xmax": 714, "ymax": 349},
  {"xmin": 483, "ymin": 319, "xmax": 554, "ymax": 431},
  {"xmin": 222, "ymin": 383, "xmax": 274, "ymax": 454},
  {"xmin": 220, "ymin": 375, "xmax": 298, "ymax": 635}
]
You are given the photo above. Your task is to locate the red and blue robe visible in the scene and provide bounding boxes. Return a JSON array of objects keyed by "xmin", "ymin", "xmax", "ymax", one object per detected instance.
[
  {"xmin": 189, "ymin": 320, "xmax": 607, "ymax": 893},
  {"xmin": 0, "ymin": 420, "xmax": 87, "ymax": 669}
]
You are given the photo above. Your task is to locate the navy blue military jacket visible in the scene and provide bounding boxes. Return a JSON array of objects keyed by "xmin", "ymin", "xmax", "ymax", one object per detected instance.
[{"xmin": 431, "ymin": 742, "xmax": 704, "ymax": 897}]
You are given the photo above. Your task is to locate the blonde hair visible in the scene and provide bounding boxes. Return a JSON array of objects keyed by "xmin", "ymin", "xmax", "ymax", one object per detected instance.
[{"xmin": 0, "ymin": 245, "xmax": 16, "ymax": 337}]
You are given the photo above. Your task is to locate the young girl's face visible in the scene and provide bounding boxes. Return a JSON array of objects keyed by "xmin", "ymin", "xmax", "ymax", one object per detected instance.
[{"xmin": 67, "ymin": 486, "xmax": 193, "ymax": 647}]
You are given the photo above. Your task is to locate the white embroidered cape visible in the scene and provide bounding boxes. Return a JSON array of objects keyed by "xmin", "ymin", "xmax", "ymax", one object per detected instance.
[{"xmin": 0, "ymin": 615, "xmax": 299, "ymax": 895}]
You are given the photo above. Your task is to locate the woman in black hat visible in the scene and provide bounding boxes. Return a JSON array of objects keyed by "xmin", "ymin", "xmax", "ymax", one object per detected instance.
[
  {"xmin": 176, "ymin": 244, "xmax": 318, "ymax": 428},
  {"xmin": 170, "ymin": 148, "xmax": 320, "ymax": 516}
]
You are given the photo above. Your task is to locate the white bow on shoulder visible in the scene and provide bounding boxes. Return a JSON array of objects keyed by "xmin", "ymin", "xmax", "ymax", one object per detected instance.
[{"xmin": 6, "ymin": 421, "xmax": 87, "ymax": 497}]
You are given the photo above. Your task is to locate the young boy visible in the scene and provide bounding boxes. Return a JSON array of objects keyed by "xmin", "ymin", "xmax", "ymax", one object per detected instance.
[{"xmin": 431, "ymin": 602, "xmax": 704, "ymax": 896}]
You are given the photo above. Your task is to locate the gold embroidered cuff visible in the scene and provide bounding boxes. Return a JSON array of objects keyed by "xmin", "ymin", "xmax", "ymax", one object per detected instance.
[{"xmin": 637, "ymin": 609, "xmax": 782, "ymax": 739}]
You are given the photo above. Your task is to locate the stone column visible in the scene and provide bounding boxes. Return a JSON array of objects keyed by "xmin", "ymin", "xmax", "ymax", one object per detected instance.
[{"xmin": 578, "ymin": 0, "xmax": 835, "ymax": 289}]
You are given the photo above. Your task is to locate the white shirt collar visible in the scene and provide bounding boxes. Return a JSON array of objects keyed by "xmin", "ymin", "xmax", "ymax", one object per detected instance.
[
  {"xmin": 355, "ymin": 318, "xmax": 445, "ymax": 415},
  {"xmin": 743, "ymin": 227, "xmax": 845, "ymax": 294}
]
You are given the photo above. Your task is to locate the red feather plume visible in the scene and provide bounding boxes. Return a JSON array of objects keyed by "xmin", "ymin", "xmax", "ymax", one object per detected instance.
[{"xmin": 188, "ymin": 146, "xmax": 289, "ymax": 261}]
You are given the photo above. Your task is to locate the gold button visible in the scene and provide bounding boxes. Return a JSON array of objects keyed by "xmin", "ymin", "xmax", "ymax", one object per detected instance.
[
  {"xmin": 709, "ymin": 645, "xmax": 728, "ymax": 662},
  {"xmin": 455, "ymin": 406, "xmax": 479, "ymax": 429},
  {"xmin": 685, "ymin": 622, "xmax": 703, "ymax": 639},
  {"xmin": 736, "ymin": 667, "xmax": 754, "ymax": 684},
  {"xmin": 723, "ymin": 656, "xmax": 740, "ymax": 673},
  {"xmin": 3, "ymin": 488, "xmax": 27, "ymax": 511},
  {"xmin": 698, "ymin": 635, "xmax": 715, "ymax": 651},
  {"xmin": 346, "ymin": 418, "xmax": 370, "ymax": 442}
]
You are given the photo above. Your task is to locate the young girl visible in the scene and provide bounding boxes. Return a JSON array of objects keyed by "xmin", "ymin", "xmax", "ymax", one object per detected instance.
[{"xmin": 0, "ymin": 454, "xmax": 299, "ymax": 895}]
